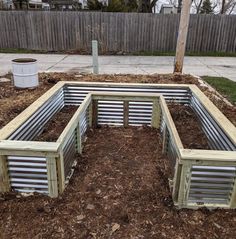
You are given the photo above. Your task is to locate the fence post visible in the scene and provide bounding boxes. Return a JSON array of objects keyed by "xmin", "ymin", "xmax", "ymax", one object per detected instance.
[
  {"xmin": 123, "ymin": 101, "xmax": 129, "ymax": 127},
  {"xmin": 46, "ymin": 156, "xmax": 58, "ymax": 198},
  {"xmin": 177, "ymin": 162, "xmax": 192, "ymax": 208},
  {"xmin": 92, "ymin": 40, "xmax": 99, "ymax": 74},
  {"xmin": 151, "ymin": 99, "xmax": 161, "ymax": 128},
  {"xmin": 0, "ymin": 155, "xmax": 10, "ymax": 192}
]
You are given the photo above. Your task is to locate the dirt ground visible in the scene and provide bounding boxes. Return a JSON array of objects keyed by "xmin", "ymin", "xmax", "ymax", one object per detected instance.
[
  {"xmin": 1, "ymin": 126, "xmax": 236, "ymax": 239},
  {"xmin": 0, "ymin": 73, "xmax": 236, "ymax": 238}
]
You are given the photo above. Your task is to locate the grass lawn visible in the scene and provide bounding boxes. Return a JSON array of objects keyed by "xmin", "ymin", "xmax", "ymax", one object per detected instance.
[{"xmin": 202, "ymin": 76, "xmax": 236, "ymax": 104}]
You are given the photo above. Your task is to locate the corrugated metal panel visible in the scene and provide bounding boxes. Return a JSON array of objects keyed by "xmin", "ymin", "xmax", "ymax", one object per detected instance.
[
  {"xmin": 64, "ymin": 85, "xmax": 191, "ymax": 105},
  {"xmin": 190, "ymin": 96, "xmax": 236, "ymax": 151},
  {"xmin": 98, "ymin": 100, "xmax": 123, "ymax": 126},
  {"xmin": 63, "ymin": 131, "xmax": 77, "ymax": 179},
  {"xmin": 8, "ymin": 89, "xmax": 64, "ymax": 141},
  {"xmin": 129, "ymin": 101, "xmax": 152, "ymax": 126},
  {"xmin": 188, "ymin": 165, "xmax": 236, "ymax": 205},
  {"xmin": 7, "ymin": 156, "xmax": 48, "ymax": 194},
  {"xmin": 80, "ymin": 107, "xmax": 89, "ymax": 138}
]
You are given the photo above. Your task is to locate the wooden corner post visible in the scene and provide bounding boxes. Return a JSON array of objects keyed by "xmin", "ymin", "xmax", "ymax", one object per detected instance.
[
  {"xmin": 0, "ymin": 155, "xmax": 10, "ymax": 193},
  {"xmin": 57, "ymin": 152, "xmax": 65, "ymax": 193},
  {"xmin": 177, "ymin": 162, "xmax": 192, "ymax": 208},
  {"xmin": 151, "ymin": 98, "xmax": 161, "ymax": 129},
  {"xmin": 46, "ymin": 156, "xmax": 58, "ymax": 198}
]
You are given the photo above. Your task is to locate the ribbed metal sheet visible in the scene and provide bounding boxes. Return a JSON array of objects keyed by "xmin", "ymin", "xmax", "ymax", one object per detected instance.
[
  {"xmin": 80, "ymin": 107, "xmax": 89, "ymax": 138},
  {"xmin": 166, "ymin": 129, "xmax": 178, "ymax": 177},
  {"xmin": 63, "ymin": 85, "xmax": 191, "ymax": 105},
  {"xmin": 7, "ymin": 156, "xmax": 48, "ymax": 194},
  {"xmin": 188, "ymin": 165, "xmax": 236, "ymax": 205},
  {"xmin": 8, "ymin": 88, "xmax": 64, "ymax": 141},
  {"xmin": 190, "ymin": 96, "xmax": 236, "ymax": 151},
  {"xmin": 129, "ymin": 101, "xmax": 152, "ymax": 126},
  {"xmin": 63, "ymin": 131, "xmax": 77, "ymax": 179},
  {"xmin": 98, "ymin": 100, "xmax": 123, "ymax": 125}
]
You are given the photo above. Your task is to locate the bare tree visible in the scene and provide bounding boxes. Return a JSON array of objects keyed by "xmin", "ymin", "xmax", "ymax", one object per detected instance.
[
  {"xmin": 193, "ymin": 0, "xmax": 204, "ymax": 13},
  {"xmin": 138, "ymin": 0, "xmax": 159, "ymax": 12},
  {"xmin": 168, "ymin": 0, "xmax": 183, "ymax": 13},
  {"xmin": 221, "ymin": 0, "xmax": 236, "ymax": 14},
  {"xmin": 213, "ymin": 0, "xmax": 236, "ymax": 14}
]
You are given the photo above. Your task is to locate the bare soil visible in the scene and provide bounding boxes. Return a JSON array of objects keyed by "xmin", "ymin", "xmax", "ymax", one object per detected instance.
[
  {"xmin": 168, "ymin": 104, "xmax": 210, "ymax": 149},
  {"xmin": 34, "ymin": 106, "xmax": 78, "ymax": 142}
]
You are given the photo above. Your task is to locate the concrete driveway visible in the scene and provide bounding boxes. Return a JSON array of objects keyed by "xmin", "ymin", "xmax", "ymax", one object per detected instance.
[{"xmin": 0, "ymin": 54, "xmax": 235, "ymax": 82}]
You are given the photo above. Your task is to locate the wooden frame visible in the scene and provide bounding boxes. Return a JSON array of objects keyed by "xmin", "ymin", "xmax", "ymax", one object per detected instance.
[{"xmin": 0, "ymin": 81, "xmax": 235, "ymax": 209}]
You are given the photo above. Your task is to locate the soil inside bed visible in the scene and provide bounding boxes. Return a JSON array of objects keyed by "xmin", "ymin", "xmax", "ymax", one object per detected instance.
[
  {"xmin": 168, "ymin": 104, "xmax": 210, "ymax": 149},
  {"xmin": 0, "ymin": 126, "xmax": 236, "ymax": 238},
  {"xmin": 33, "ymin": 105, "xmax": 78, "ymax": 142}
]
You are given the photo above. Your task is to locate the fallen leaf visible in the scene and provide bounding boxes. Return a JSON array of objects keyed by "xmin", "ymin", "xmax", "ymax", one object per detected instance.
[
  {"xmin": 77, "ymin": 214, "xmax": 85, "ymax": 221},
  {"xmin": 86, "ymin": 204, "xmax": 95, "ymax": 210},
  {"xmin": 111, "ymin": 223, "xmax": 120, "ymax": 234}
]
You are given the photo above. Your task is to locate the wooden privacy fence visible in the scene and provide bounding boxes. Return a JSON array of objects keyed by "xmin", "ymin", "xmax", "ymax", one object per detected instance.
[
  {"xmin": 0, "ymin": 11, "xmax": 235, "ymax": 53},
  {"xmin": 0, "ymin": 81, "xmax": 236, "ymax": 209}
]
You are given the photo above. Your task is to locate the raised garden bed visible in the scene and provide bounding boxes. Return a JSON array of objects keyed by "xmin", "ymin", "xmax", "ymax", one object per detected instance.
[{"xmin": 0, "ymin": 81, "xmax": 236, "ymax": 210}]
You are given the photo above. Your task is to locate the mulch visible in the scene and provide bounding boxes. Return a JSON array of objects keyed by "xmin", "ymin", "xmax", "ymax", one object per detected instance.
[
  {"xmin": 0, "ymin": 126, "xmax": 236, "ymax": 239},
  {"xmin": 169, "ymin": 104, "xmax": 210, "ymax": 149},
  {"xmin": 34, "ymin": 106, "xmax": 78, "ymax": 142},
  {"xmin": 0, "ymin": 73, "xmax": 236, "ymax": 238}
]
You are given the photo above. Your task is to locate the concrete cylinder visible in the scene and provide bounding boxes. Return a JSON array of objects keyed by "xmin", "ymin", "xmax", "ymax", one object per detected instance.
[{"xmin": 12, "ymin": 58, "xmax": 39, "ymax": 88}]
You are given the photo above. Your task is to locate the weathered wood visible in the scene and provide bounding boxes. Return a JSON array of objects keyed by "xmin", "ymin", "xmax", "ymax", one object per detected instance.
[
  {"xmin": 0, "ymin": 12, "xmax": 235, "ymax": 53},
  {"xmin": 57, "ymin": 152, "xmax": 65, "ymax": 193},
  {"xmin": 180, "ymin": 149, "xmax": 236, "ymax": 162},
  {"xmin": 172, "ymin": 161, "xmax": 182, "ymax": 205},
  {"xmin": 159, "ymin": 96, "xmax": 184, "ymax": 152},
  {"xmin": 0, "ymin": 155, "xmax": 10, "ymax": 192},
  {"xmin": 0, "ymin": 140, "xmax": 60, "ymax": 157},
  {"xmin": 151, "ymin": 99, "xmax": 161, "ymax": 128},
  {"xmin": 91, "ymin": 91, "xmax": 161, "ymax": 101},
  {"xmin": 123, "ymin": 101, "xmax": 129, "ymax": 128},
  {"xmin": 57, "ymin": 93, "xmax": 91, "ymax": 145},
  {"xmin": 177, "ymin": 162, "xmax": 192, "ymax": 208},
  {"xmin": 46, "ymin": 156, "xmax": 58, "ymax": 198}
]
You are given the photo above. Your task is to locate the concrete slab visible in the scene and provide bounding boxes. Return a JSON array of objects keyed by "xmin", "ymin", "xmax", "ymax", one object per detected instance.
[{"xmin": 0, "ymin": 54, "xmax": 235, "ymax": 82}]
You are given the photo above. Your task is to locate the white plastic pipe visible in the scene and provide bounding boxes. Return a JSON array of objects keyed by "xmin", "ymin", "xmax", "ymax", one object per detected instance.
[{"xmin": 92, "ymin": 40, "xmax": 99, "ymax": 74}]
